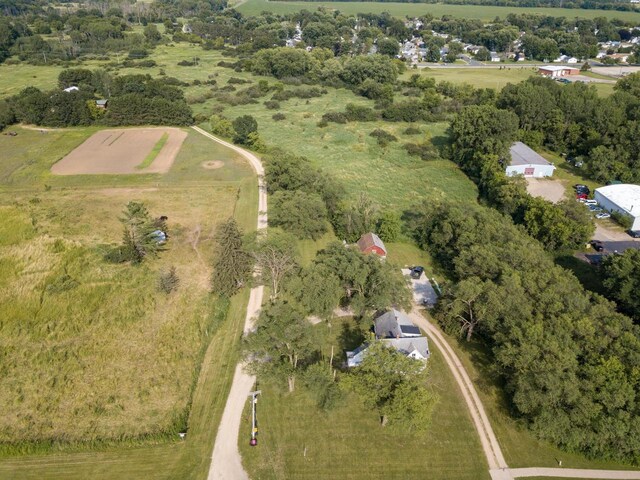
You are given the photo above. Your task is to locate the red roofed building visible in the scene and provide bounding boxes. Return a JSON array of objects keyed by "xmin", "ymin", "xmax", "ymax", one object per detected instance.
[{"xmin": 357, "ymin": 232, "xmax": 387, "ymax": 257}]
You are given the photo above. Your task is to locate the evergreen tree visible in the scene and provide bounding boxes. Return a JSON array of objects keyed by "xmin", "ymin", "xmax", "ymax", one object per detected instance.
[{"xmin": 210, "ymin": 218, "xmax": 251, "ymax": 296}]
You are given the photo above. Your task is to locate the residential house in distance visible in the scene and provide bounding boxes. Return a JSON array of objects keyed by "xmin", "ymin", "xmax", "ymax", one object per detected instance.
[
  {"xmin": 506, "ymin": 142, "xmax": 556, "ymax": 178},
  {"xmin": 489, "ymin": 51, "xmax": 501, "ymax": 62},
  {"xmin": 374, "ymin": 309, "xmax": 421, "ymax": 339},
  {"xmin": 357, "ymin": 232, "xmax": 387, "ymax": 257}
]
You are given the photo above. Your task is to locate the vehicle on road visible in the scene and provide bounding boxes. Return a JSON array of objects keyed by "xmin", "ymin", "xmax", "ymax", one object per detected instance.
[
  {"xmin": 590, "ymin": 240, "xmax": 605, "ymax": 252},
  {"xmin": 595, "ymin": 212, "xmax": 611, "ymax": 219}
]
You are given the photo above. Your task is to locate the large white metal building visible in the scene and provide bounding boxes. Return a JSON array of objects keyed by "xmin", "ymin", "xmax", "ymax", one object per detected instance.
[
  {"xmin": 506, "ymin": 142, "xmax": 556, "ymax": 178},
  {"xmin": 594, "ymin": 184, "xmax": 640, "ymax": 231}
]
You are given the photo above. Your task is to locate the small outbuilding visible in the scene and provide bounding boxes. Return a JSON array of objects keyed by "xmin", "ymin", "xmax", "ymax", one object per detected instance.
[
  {"xmin": 506, "ymin": 142, "xmax": 556, "ymax": 178},
  {"xmin": 374, "ymin": 309, "xmax": 421, "ymax": 339},
  {"xmin": 357, "ymin": 232, "xmax": 387, "ymax": 257},
  {"xmin": 594, "ymin": 184, "xmax": 640, "ymax": 231},
  {"xmin": 95, "ymin": 99, "xmax": 108, "ymax": 109}
]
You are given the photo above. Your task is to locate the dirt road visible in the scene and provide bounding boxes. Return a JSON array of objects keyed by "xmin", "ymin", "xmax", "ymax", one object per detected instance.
[{"xmin": 191, "ymin": 127, "xmax": 266, "ymax": 480}]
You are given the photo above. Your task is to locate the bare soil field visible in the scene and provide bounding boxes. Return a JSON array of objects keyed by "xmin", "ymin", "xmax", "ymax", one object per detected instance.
[{"xmin": 52, "ymin": 127, "xmax": 187, "ymax": 175}]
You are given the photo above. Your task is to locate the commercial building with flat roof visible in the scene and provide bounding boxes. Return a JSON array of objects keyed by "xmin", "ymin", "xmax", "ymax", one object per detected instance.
[{"xmin": 594, "ymin": 184, "xmax": 640, "ymax": 231}]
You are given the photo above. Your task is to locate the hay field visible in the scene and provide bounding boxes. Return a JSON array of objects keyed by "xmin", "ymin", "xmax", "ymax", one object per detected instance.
[
  {"xmin": 52, "ymin": 127, "xmax": 187, "ymax": 175},
  {"xmin": 0, "ymin": 126, "xmax": 255, "ymax": 449}
]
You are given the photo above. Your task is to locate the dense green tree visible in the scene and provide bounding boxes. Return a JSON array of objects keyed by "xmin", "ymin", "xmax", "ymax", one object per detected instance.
[
  {"xmin": 340, "ymin": 54, "xmax": 398, "ymax": 87},
  {"xmin": 58, "ymin": 68, "xmax": 94, "ymax": 89},
  {"xmin": 210, "ymin": 218, "xmax": 251, "ymax": 297},
  {"xmin": 289, "ymin": 263, "xmax": 343, "ymax": 319},
  {"xmin": 232, "ymin": 114, "xmax": 258, "ymax": 145},
  {"xmin": 377, "ymin": 211, "xmax": 402, "ymax": 242},
  {"xmin": 270, "ymin": 190, "xmax": 328, "ymax": 240},
  {"xmin": 376, "ymin": 37, "xmax": 399, "ymax": 57},
  {"xmin": 243, "ymin": 300, "xmax": 317, "ymax": 392},
  {"xmin": 601, "ymin": 249, "xmax": 640, "ymax": 320},
  {"xmin": 343, "ymin": 341, "xmax": 437, "ymax": 429}
]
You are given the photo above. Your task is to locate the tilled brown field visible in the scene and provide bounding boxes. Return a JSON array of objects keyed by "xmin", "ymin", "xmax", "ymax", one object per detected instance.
[{"xmin": 51, "ymin": 127, "xmax": 187, "ymax": 175}]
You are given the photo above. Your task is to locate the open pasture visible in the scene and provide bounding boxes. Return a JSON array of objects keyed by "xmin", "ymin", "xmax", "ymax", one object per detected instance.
[
  {"xmin": 51, "ymin": 127, "xmax": 187, "ymax": 175},
  {"xmin": 235, "ymin": 0, "xmax": 640, "ymax": 21},
  {"xmin": 0, "ymin": 125, "xmax": 256, "ymax": 453}
]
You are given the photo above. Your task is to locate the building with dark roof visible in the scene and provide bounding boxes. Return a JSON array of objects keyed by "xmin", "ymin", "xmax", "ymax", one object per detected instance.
[{"xmin": 374, "ymin": 309, "xmax": 421, "ymax": 339}]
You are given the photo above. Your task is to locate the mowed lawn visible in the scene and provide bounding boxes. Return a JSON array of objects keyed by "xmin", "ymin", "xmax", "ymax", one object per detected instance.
[
  {"xmin": 238, "ymin": 317, "xmax": 490, "ymax": 480},
  {"xmin": 236, "ymin": 0, "xmax": 640, "ymax": 21},
  {"xmin": 0, "ymin": 125, "xmax": 257, "ymax": 472}
]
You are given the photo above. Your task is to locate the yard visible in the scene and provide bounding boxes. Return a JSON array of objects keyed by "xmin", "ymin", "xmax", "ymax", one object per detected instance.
[
  {"xmin": 0, "ymin": 124, "xmax": 258, "ymax": 475},
  {"xmin": 238, "ymin": 316, "xmax": 489, "ymax": 480}
]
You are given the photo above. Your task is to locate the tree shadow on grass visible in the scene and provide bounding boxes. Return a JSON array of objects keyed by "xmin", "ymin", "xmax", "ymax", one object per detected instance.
[
  {"xmin": 338, "ymin": 321, "xmax": 365, "ymax": 354},
  {"xmin": 555, "ymin": 254, "xmax": 605, "ymax": 295}
]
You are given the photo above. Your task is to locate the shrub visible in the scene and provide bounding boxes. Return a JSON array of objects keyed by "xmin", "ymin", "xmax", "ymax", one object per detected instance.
[
  {"xmin": 210, "ymin": 114, "xmax": 234, "ymax": 138},
  {"xmin": 611, "ymin": 211, "xmax": 633, "ymax": 229},
  {"xmin": 404, "ymin": 126, "xmax": 421, "ymax": 135},
  {"xmin": 272, "ymin": 113, "xmax": 286, "ymax": 121},
  {"xmin": 264, "ymin": 100, "xmax": 280, "ymax": 110},
  {"xmin": 227, "ymin": 77, "xmax": 251, "ymax": 84},
  {"xmin": 369, "ymin": 128, "xmax": 397, "ymax": 146},
  {"xmin": 344, "ymin": 103, "xmax": 377, "ymax": 122},
  {"xmin": 403, "ymin": 142, "xmax": 439, "ymax": 161},
  {"xmin": 157, "ymin": 266, "xmax": 179, "ymax": 294},
  {"xmin": 177, "ymin": 59, "xmax": 198, "ymax": 66},
  {"xmin": 104, "ymin": 245, "xmax": 137, "ymax": 264},
  {"xmin": 321, "ymin": 112, "xmax": 347, "ymax": 124}
]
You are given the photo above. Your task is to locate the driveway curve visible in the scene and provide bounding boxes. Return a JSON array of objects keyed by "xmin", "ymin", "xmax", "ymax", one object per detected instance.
[{"xmin": 191, "ymin": 126, "xmax": 266, "ymax": 480}]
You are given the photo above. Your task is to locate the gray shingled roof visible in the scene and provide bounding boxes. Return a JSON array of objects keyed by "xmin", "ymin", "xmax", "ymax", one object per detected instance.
[
  {"xmin": 374, "ymin": 309, "xmax": 421, "ymax": 338},
  {"xmin": 509, "ymin": 142, "xmax": 552, "ymax": 167},
  {"xmin": 382, "ymin": 337, "xmax": 430, "ymax": 360}
]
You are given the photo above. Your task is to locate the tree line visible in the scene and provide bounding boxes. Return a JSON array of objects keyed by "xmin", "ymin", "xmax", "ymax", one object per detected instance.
[{"xmin": 0, "ymin": 69, "xmax": 192, "ymax": 129}]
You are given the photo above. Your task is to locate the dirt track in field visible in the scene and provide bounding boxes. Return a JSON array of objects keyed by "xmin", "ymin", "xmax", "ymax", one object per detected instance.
[{"xmin": 51, "ymin": 127, "xmax": 187, "ymax": 175}]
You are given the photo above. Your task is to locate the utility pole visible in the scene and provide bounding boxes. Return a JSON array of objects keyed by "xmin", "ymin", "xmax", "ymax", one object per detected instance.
[{"xmin": 249, "ymin": 390, "xmax": 261, "ymax": 446}]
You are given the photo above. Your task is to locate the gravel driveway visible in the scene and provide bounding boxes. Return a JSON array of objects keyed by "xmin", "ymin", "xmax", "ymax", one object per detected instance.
[{"xmin": 526, "ymin": 178, "xmax": 566, "ymax": 203}]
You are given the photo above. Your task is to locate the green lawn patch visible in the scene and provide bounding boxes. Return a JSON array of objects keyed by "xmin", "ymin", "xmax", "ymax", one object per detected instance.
[
  {"xmin": 136, "ymin": 132, "xmax": 169, "ymax": 170},
  {"xmin": 239, "ymin": 316, "xmax": 489, "ymax": 480}
]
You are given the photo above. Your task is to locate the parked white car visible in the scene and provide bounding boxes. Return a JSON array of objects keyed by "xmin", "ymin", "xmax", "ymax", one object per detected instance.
[
  {"xmin": 584, "ymin": 200, "xmax": 598, "ymax": 206},
  {"xmin": 595, "ymin": 212, "xmax": 611, "ymax": 219}
]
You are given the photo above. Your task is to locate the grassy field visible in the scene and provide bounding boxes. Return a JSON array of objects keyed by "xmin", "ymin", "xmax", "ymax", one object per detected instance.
[
  {"xmin": 235, "ymin": 0, "xmax": 640, "ymax": 21},
  {"xmin": 238, "ymin": 316, "xmax": 489, "ymax": 480},
  {"xmin": 0, "ymin": 124, "xmax": 257, "ymax": 468},
  {"xmin": 137, "ymin": 132, "xmax": 170, "ymax": 169}
]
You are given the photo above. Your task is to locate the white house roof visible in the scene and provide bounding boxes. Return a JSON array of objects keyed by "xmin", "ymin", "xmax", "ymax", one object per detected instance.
[
  {"xmin": 382, "ymin": 337, "xmax": 430, "ymax": 360},
  {"xmin": 595, "ymin": 184, "xmax": 640, "ymax": 217},
  {"xmin": 509, "ymin": 142, "xmax": 553, "ymax": 167},
  {"xmin": 539, "ymin": 65, "xmax": 576, "ymax": 72},
  {"xmin": 374, "ymin": 309, "xmax": 421, "ymax": 338}
]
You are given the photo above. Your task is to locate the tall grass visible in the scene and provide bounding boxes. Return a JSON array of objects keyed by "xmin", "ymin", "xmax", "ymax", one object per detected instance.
[{"xmin": 137, "ymin": 133, "xmax": 169, "ymax": 170}]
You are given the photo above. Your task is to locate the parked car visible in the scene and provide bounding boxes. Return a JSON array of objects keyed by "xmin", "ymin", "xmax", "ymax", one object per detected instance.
[
  {"xmin": 590, "ymin": 240, "xmax": 605, "ymax": 252},
  {"xmin": 584, "ymin": 199, "xmax": 598, "ymax": 206},
  {"xmin": 595, "ymin": 212, "xmax": 611, "ymax": 219},
  {"xmin": 410, "ymin": 266, "xmax": 424, "ymax": 279},
  {"xmin": 573, "ymin": 184, "xmax": 589, "ymax": 192},
  {"xmin": 576, "ymin": 193, "xmax": 588, "ymax": 200},
  {"xmin": 628, "ymin": 230, "xmax": 640, "ymax": 239},
  {"xmin": 589, "ymin": 206, "xmax": 603, "ymax": 212}
]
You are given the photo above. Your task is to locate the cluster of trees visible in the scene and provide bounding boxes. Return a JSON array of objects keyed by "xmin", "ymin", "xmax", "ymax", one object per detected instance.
[
  {"xmin": 411, "ymin": 201, "xmax": 640, "ymax": 462},
  {"xmin": 497, "ymin": 75, "xmax": 640, "ymax": 184},
  {"xmin": 1, "ymin": 69, "xmax": 192, "ymax": 129},
  {"xmin": 601, "ymin": 249, "xmax": 640, "ymax": 322},
  {"xmin": 449, "ymin": 103, "xmax": 594, "ymax": 251}
]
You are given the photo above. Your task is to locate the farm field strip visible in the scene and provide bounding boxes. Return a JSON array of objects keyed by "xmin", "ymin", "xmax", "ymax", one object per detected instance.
[{"xmin": 236, "ymin": 0, "xmax": 640, "ymax": 21}]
